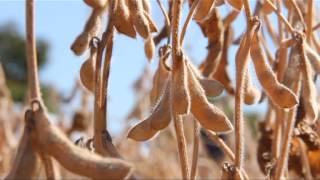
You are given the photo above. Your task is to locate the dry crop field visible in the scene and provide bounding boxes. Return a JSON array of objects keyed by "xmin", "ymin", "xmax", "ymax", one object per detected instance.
[{"xmin": 0, "ymin": 0, "xmax": 320, "ymax": 179}]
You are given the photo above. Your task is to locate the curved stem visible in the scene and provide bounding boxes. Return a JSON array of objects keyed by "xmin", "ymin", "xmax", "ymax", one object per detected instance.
[{"xmin": 180, "ymin": 0, "xmax": 200, "ymax": 46}]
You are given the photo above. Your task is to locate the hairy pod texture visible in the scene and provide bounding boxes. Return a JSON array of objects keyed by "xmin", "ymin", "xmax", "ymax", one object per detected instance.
[
  {"xmin": 300, "ymin": 42, "xmax": 318, "ymax": 124},
  {"xmin": 187, "ymin": 61, "xmax": 224, "ymax": 97},
  {"xmin": 26, "ymin": 101, "xmax": 132, "ymax": 179},
  {"xmin": 250, "ymin": 31, "xmax": 298, "ymax": 109},
  {"xmin": 171, "ymin": 52, "xmax": 191, "ymax": 115},
  {"xmin": 305, "ymin": 43, "xmax": 320, "ymax": 74},
  {"xmin": 186, "ymin": 60, "xmax": 233, "ymax": 133}
]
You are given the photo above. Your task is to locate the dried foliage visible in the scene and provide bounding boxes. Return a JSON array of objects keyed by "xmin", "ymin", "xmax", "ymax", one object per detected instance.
[{"xmin": 1, "ymin": 0, "xmax": 320, "ymax": 179}]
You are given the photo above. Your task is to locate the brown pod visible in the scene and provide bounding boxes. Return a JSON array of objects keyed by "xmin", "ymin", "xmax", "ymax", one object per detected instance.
[
  {"xmin": 283, "ymin": 44, "xmax": 301, "ymax": 87},
  {"xmin": 144, "ymin": 36, "xmax": 155, "ymax": 62},
  {"xmin": 213, "ymin": 26, "xmax": 234, "ymax": 94},
  {"xmin": 305, "ymin": 43, "xmax": 320, "ymax": 74},
  {"xmin": 226, "ymin": 0, "xmax": 243, "ymax": 11},
  {"xmin": 250, "ymin": 32, "xmax": 298, "ymax": 109},
  {"xmin": 301, "ymin": 43, "xmax": 318, "ymax": 123},
  {"xmin": 83, "ymin": 0, "xmax": 108, "ymax": 9},
  {"xmin": 80, "ymin": 58, "xmax": 95, "ymax": 92},
  {"xmin": 144, "ymin": 11, "xmax": 158, "ymax": 33},
  {"xmin": 261, "ymin": 0, "xmax": 274, "ymax": 14},
  {"xmin": 149, "ymin": 81, "xmax": 171, "ymax": 130},
  {"xmin": 150, "ymin": 50, "xmax": 171, "ymax": 104},
  {"xmin": 243, "ymin": 70, "xmax": 261, "ymax": 105},
  {"xmin": 71, "ymin": 33, "xmax": 91, "ymax": 56},
  {"xmin": 221, "ymin": 163, "xmax": 244, "ymax": 180},
  {"xmin": 127, "ymin": 0, "xmax": 150, "ymax": 39},
  {"xmin": 171, "ymin": 53, "xmax": 191, "ymax": 115},
  {"xmin": 71, "ymin": 9, "xmax": 102, "ymax": 55},
  {"xmin": 26, "ymin": 101, "xmax": 132, "ymax": 179},
  {"xmin": 5, "ymin": 127, "xmax": 41, "ymax": 179},
  {"xmin": 186, "ymin": 62, "xmax": 233, "ymax": 133},
  {"xmin": 187, "ymin": 59, "xmax": 224, "ymax": 97},
  {"xmin": 127, "ymin": 118, "xmax": 159, "ymax": 141},
  {"xmin": 193, "ymin": 0, "xmax": 216, "ymax": 22},
  {"xmin": 114, "ymin": 0, "xmax": 137, "ymax": 38}
]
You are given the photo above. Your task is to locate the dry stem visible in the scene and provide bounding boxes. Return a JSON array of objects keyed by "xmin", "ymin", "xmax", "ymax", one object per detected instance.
[
  {"xmin": 274, "ymin": 78, "xmax": 301, "ymax": 179},
  {"xmin": 171, "ymin": 0, "xmax": 190, "ymax": 179},
  {"xmin": 190, "ymin": 119, "xmax": 200, "ymax": 180},
  {"xmin": 180, "ymin": 0, "xmax": 200, "ymax": 45}
]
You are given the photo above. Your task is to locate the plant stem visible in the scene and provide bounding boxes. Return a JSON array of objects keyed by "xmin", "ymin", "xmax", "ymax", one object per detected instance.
[
  {"xmin": 171, "ymin": 0, "xmax": 190, "ymax": 178},
  {"xmin": 180, "ymin": 0, "xmax": 200, "ymax": 45},
  {"xmin": 204, "ymin": 130, "xmax": 250, "ymax": 180},
  {"xmin": 26, "ymin": 0, "xmax": 55, "ymax": 179},
  {"xmin": 265, "ymin": 0, "xmax": 294, "ymax": 34},
  {"xmin": 274, "ymin": 78, "xmax": 301, "ymax": 180},
  {"xmin": 306, "ymin": 0, "xmax": 314, "ymax": 42},
  {"xmin": 243, "ymin": 0, "xmax": 252, "ymax": 24},
  {"xmin": 190, "ymin": 119, "xmax": 200, "ymax": 180}
]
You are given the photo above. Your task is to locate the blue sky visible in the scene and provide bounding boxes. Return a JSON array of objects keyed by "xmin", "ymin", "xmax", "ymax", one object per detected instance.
[{"xmin": 0, "ymin": 1, "xmax": 273, "ymax": 134}]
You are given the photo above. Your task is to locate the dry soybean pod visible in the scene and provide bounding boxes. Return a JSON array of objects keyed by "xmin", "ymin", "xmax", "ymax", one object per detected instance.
[
  {"xmin": 213, "ymin": 26, "xmax": 234, "ymax": 94},
  {"xmin": 149, "ymin": 80, "xmax": 172, "ymax": 130},
  {"xmin": 114, "ymin": 0, "xmax": 136, "ymax": 38},
  {"xmin": 150, "ymin": 47, "xmax": 171, "ymax": 104},
  {"xmin": 143, "ymin": 11, "xmax": 158, "ymax": 33},
  {"xmin": 226, "ymin": 0, "xmax": 243, "ymax": 11},
  {"xmin": 304, "ymin": 43, "xmax": 320, "ymax": 74},
  {"xmin": 5, "ymin": 127, "xmax": 41, "ymax": 180},
  {"xmin": 83, "ymin": 0, "xmax": 108, "ymax": 9},
  {"xmin": 128, "ymin": 118, "xmax": 160, "ymax": 141},
  {"xmin": 250, "ymin": 31, "xmax": 298, "ymax": 109},
  {"xmin": 171, "ymin": 52, "xmax": 191, "ymax": 115},
  {"xmin": 300, "ymin": 41, "xmax": 318, "ymax": 123},
  {"xmin": 186, "ymin": 62, "xmax": 233, "ymax": 133},
  {"xmin": 192, "ymin": 0, "xmax": 216, "ymax": 22},
  {"xmin": 26, "ymin": 101, "xmax": 132, "ymax": 179},
  {"xmin": 80, "ymin": 57, "xmax": 95, "ymax": 92},
  {"xmin": 243, "ymin": 70, "xmax": 261, "ymax": 105},
  {"xmin": 71, "ymin": 9, "xmax": 103, "ymax": 55},
  {"xmin": 277, "ymin": 38, "xmax": 297, "ymax": 82},
  {"xmin": 127, "ymin": 0, "xmax": 150, "ymax": 39},
  {"xmin": 144, "ymin": 36, "xmax": 155, "ymax": 62},
  {"xmin": 187, "ymin": 60, "xmax": 224, "ymax": 97}
]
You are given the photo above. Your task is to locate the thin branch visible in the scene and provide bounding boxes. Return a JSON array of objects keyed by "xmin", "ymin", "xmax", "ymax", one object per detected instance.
[
  {"xmin": 243, "ymin": 0, "xmax": 252, "ymax": 24},
  {"xmin": 306, "ymin": 0, "xmax": 314, "ymax": 41},
  {"xmin": 190, "ymin": 120, "xmax": 200, "ymax": 180},
  {"xmin": 265, "ymin": 0, "xmax": 295, "ymax": 34},
  {"xmin": 204, "ymin": 130, "xmax": 250, "ymax": 180},
  {"xmin": 180, "ymin": 0, "xmax": 200, "ymax": 45}
]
